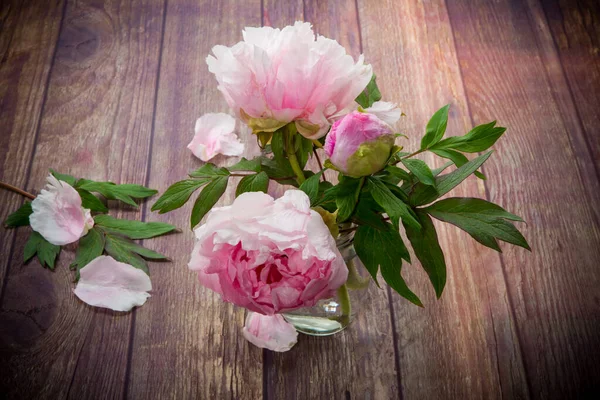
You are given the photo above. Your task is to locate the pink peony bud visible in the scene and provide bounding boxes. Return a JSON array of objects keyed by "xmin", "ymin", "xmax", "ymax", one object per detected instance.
[{"xmin": 324, "ymin": 111, "xmax": 395, "ymax": 178}]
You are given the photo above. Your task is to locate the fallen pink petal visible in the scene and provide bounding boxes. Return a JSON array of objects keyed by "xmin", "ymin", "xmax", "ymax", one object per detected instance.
[
  {"xmin": 188, "ymin": 113, "xmax": 244, "ymax": 161},
  {"xmin": 242, "ymin": 312, "xmax": 298, "ymax": 352},
  {"xmin": 73, "ymin": 255, "xmax": 152, "ymax": 312}
]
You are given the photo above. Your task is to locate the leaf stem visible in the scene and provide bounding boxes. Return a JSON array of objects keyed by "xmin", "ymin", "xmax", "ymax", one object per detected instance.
[
  {"xmin": 345, "ymin": 259, "xmax": 370, "ymax": 290},
  {"xmin": 0, "ymin": 181, "xmax": 35, "ymax": 200},
  {"xmin": 401, "ymin": 149, "xmax": 425, "ymax": 160},
  {"xmin": 313, "ymin": 147, "xmax": 328, "ymax": 183},
  {"xmin": 336, "ymin": 283, "xmax": 352, "ymax": 325},
  {"xmin": 284, "ymin": 127, "xmax": 306, "ymax": 185}
]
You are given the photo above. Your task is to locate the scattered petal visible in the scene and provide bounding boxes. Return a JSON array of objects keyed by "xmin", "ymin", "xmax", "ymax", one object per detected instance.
[
  {"xmin": 242, "ymin": 312, "xmax": 298, "ymax": 352},
  {"xmin": 73, "ymin": 255, "xmax": 152, "ymax": 312},
  {"xmin": 188, "ymin": 113, "xmax": 244, "ymax": 161},
  {"xmin": 30, "ymin": 174, "xmax": 94, "ymax": 246}
]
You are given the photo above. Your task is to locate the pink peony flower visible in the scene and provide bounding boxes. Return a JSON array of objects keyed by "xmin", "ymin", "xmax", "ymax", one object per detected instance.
[
  {"xmin": 73, "ymin": 255, "xmax": 152, "ymax": 312},
  {"xmin": 324, "ymin": 111, "xmax": 395, "ymax": 178},
  {"xmin": 29, "ymin": 174, "xmax": 94, "ymax": 245},
  {"xmin": 187, "ymin": 113, "xmax": 245, "ymax": 161},
  {"xmin": 188, "ymin": 190, "xmax": 348, "ymax": 315},
  {"xmin": 242, "ymin": 312, "xmax": 298, "ymax": 352},
  {"xmin": 206, "ymin": 21, "xmax": 373, "ymax": 139},
  {"xmin": 364, "ymin": 101, "xmax": 402, "ymax": 126}
]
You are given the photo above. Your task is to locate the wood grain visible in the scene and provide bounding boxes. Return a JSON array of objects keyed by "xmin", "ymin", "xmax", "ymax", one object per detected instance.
[
  {"xmin": 0, "ymin": 0, "xmax": 165, "ymax": 398},
  {"xmin": 126, "ymin": 1, "xmax": 263, "ymax": 399},
  {"xmin": 0, "ymin": 0, "xmax": 65, "ymax": 299},
  {"xmin": 357, "ymin": 1, "xmax": 530, "ymax": 398},
  {"xmin": 447, "ymin": 0, "xmax": 600, "ymax": 398}
]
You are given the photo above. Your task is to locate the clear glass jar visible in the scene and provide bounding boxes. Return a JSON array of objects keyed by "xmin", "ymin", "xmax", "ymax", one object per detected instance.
[{"xmin": 282, "ymin": 229, "xmax": 371, "ymax": 336}]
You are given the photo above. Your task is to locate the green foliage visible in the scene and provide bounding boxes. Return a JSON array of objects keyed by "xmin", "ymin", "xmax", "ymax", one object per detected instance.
[
  {"xmin": 354, "ymin": 223, "xmax": 422, "ymax": 306},
  {"xmin": 24, "ymin": 231, "xmax": 61, "ymax": 269},
  {"xmin": 104, "ymin": 234, "xmax": 150, "ymax": 274},
  {"xmin": 4, "ymin": 202, "xmax": 32, "ymax": 227},
  {"xmin": 71, "ymin": 227, "xmax": 105, "ymax": 273},
  {"xmin": 236, "ymin": 172, "xmax": 269, "ymax": 197},
  {"xmin": 50, "ymin": 169, "xmax": 77, "ymax": 186},
  {"xmin": 299, "ymin": 171, "xmax": 323, "ymax": 205},
  {"xmin": 228, "ymin": 157, "xmax": 261, "ymax": 173},
  {"xmin": 151, "ymin": 179, "xmax": 210, "ymax": 213},
  {"xmin": 424, "ymin": 197, "xmax": 529, "ymax": 251},
  {"xmin": 404, "ymin": 212, "xmax": 447, "ymax": 299},
  {"xmin": 188, "ymin": 163, "xmax": 230, "ymax": 177},
  {"xmin": 76, "ymin": 188, "xmax": 108, "ymax": 213},
  {"xmin": 367, "ymin": 177, "xmax": 420, "ymax": 230},
  {"xmin": 94, "ymin": 214, "xmax": 176, "ymax": 239},
  {"xmin": 431, "ymin": 121, "xmax": 505, "ymax": 153},
  {"xmin": 401, "ymin": 158, "xmax": 435, "ymax": 186},
  {"xmin": 78, "ymin": 180, "xmax": 157, "ymax": 207},
  {"xmin": 420, "ymin": 104, "xmax": 449, "ymax": 150},
  {"xmin": 191, "ymin": 176, "xmax": 229, "ymax": 228},
  {"xmin": 335, "ymin": 176, "xmax": 364, "ymax": 222},
  {"xmin": 355, "ymin": 74, "xmax": 382, "ymax": 108}
]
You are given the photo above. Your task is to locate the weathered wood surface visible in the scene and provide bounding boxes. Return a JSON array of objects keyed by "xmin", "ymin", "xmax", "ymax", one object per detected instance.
[{"xmin": 1, "ymin": 0, "xmax": 599, "ymax": 399}]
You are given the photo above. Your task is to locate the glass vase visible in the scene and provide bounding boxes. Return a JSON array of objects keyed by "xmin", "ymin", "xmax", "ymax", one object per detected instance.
[{"xmin": 282, "ymin": 229, "xmax": 370, "ymax": 336}]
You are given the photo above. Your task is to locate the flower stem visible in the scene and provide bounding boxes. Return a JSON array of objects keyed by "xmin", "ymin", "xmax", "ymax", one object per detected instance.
[
  {"xmin": 336, "ymin": 284, "xmax": 351, "ymax": 325},
  {"xmin": 400, "ymin": 148, "xmax": 425, "ymax": 160},
  {"xmin": 284, "ymin": 126, "xmax": 306, "ymax": 185},
  {"xmin": 0, "ymin": 181, "xmax": 35, "ymax": 200},
  {"xmin": 345, "ymin": 259, "xmax": 370, "ymax": 290}
]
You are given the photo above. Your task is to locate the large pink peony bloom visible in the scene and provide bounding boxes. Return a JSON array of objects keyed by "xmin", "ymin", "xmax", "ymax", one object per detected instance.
[
  {"xmin": 29, "ymin": 174, "xmax": 94, "ymax": 245},
  {"xmin": 324, "ymin": 111, "xmax": 395, "ymax": 178},
  {"xmin": 242, "ymin": 312, "xmax": 298, "ymax": 352},
  {"xmin": 206, "ymin": 21, "xmax": 373, "ymax": 139},
  {"xmin": 188, "ymin": 190, "xmax": 348, "ymax": 315}
]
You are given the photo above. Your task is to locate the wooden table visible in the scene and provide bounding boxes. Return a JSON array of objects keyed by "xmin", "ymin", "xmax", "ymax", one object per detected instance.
[{"xmin": 1, "ymin": 1, "xmax": 599, "ymax": 399}]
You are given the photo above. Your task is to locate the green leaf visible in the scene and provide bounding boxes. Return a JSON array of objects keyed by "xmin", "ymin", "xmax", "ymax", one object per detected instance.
[
  {"xmin": 191, "ymin": 176, "xmax": 229, "ymax": 228},
  {"xmin": 104, "ymin": 233, "xmax": 167, "ymax": 260},
  {"xmin": 431, "ymin": 121, "xmax": 505, "ymax": 153},
  {"xmin": 424, "ymin": 197, "xmax": 529, "ymax": 251},
  {"xmin": 228, "ymin": 157, "xmax": 261, "ymax": 173},
  {"xmin": 432, "ymin": 161, "xmax": 454, "ymax": 176},
  {"xmin": 295, "ymin": 135, "xmax": 313, "ymax": 169},
  {"xmin": 94, "ymin": 214, "xmax": 176, "ymax": 239},
  {"xmin": 384, "ymin": 165, "xmax": 411, "ymax": 183},
  {"xmin": 5, "ymin": 202, "xmax": 32, "ymax": 227},
  {"xmin": 151, "ymin": 179, "xmax": 209, "ymax": 213},
  {"xmin": 104, "ymin": 234, "xmax": 148, "ymax": 274},
  {"xmin": 353, "ymin": 199, "xmax": 388, "ymax": 231},
  {"xmin": 431, "ymin": 148, "xmax": 486, "ymax": 180},
  {"xmin": 77, "ymin": 181, "xmax": 137, "ymax": 207},
  {"xmin": 410, "ymin": 151, "xmax": 493, "ymax": 206},
  {"xmin": 404, "ymin": 212, "xmax": 447, "ymax": 298},
  {"xmin": 50, "ymin": 169, "xmax": 77, "ymax": 186},
  {"xmin": 71, "ymin": 228, "xmax": 105, "ymax": 271},
  {"xmin": 76, "ymin": 189, "xmax": 108, "ymax": 213},
  {"xmin": 299, "ymin": 171, "xmax": 323, "ymax": 205},
  {"xmin": 401, "ymin": 158, "xmax": 435, "ymax": 186},
  {"xmin": 23, "ymin": 231, "xmax": 61, "ymax": 269},
  {"xmin": 236, "ymin": 172, "xmax": 269, "ymax": 197},
  {"xmin": 111, "ymin": 184, "xmax": 157, "ymax": 199},
  {"xmin": 270, "ymin": 131, "xmax": 285, "ymax": 163},
  {"xmin": 354, "ymin": 224, "xmax": 421, "ymax": 306},
  {"xmin": 188, "ymin": 163, "xmax": 230, "ymax": 178},
  {"xmin": 259, "ymin": 157, "xmax": 298, "ymax": 186},
  {"xmin": 367, "ymin": 177, "xmax": 420, "ymax": 230},
  {"xmin": 355, "ymin": 74, "xmax": 382, "ymax": 108},
  {"xmin": 420, "ymin": 104, "xmax": 450, "ymax": 150},
  {"xmin": 335, "ymin": 177, "xmax": 364, "ymax": 222}
]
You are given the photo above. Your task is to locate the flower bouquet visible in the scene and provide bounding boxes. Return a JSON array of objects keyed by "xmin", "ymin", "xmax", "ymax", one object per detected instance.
[{"xmin": 150, "ymin": 22, "xmax": 530, "ymax": 352}]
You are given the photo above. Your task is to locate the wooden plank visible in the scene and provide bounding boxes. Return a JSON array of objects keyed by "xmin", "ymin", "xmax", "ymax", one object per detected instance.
[
  {"xmin": 541, "ymin": 0, "xmax": 600, "ymax": 172},
  {"xmin": 263, "ymin": 2, "xmax": 400, "ymax": 399},
  {"xmin": 447, "ymin": 0, "xmax": 600, "ymax": 398},
  {"xmin": 126, "ymin": 1, "xmax": 263, "ymax": 398},
  {"xmin": 0, "ymin": 0, "xmax": 65, "ymax": 299},
  {"xmin": 0, "ymin": 0, "xmax": 165, "ymax": 398},
  {"xmin": 357, "ymin": 1, "xmax": 530, "ymax": 398}
]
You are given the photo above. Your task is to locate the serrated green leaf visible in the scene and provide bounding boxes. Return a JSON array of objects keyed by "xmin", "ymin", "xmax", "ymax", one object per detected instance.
[
  {"xmin": 191, "ymin": 176, "xmax": 229, "ymax": 228},
  {"xmin": 50, "ymin": 169, "xmax": 77, "ymax": 186},
  {"xmin": 228, "ymin": 157, "xmax": 261, "ymax": 173},
  {"xmin": 409, "ymin": 151, "xmax": 493, "ymax": 206},
  {"xmin": 188, "ymin": 163, "xmax": 230, "ymax": 178},
  {"xmin": 355, "ymin": 224, "xmax": 421, "ymax": 306},
  {"xmin": 367, "ymin": 177, "xmax": 420, "ymax": 230},
  {"xmin": 236, "ymin": 172, "xmax": 269, "ymax": 197},
  {"xmin": 76, "ymin": 188, "xmax": 108, "ymax": 213},
  {"xmin": 94, "ymin": 214, "xmax": 176, "ymax": 239},
  {"xmin": 431, "ymin": 121, "xmax": 505, "ymax": 153},
  {"xmin": 404, "ymin": 212, "xmax": 446, "ymax": 298},
  {"xmin": 151, "ymin": 179, "xmax": 209, "ymax": 213},
  {"xmin": 335, "ymin": 177, "xmax": 364, "ymax": 222},
  {"xmin": 401, "ymin": 158, "xmax": 435, "ymax": 186},
  {"xmin": 355, "ymin": 74, "xmax": 382, "ymax": 108},
  {"xmin": 104, "ymin": 234, "xmax": 148, "ymax": 274},
  {"xmin": 5, "ymin": 202, "xmax": 32, "ymax": 227},
  {"xmin": 71, "ymin": 227, "xmax": 105, "ymax": 271},
  {"xmin": 424, "ymin": 197, "xmax": 529, "ymax": 251},
  {"xmin": 420, "ymin": 104, "xmax": 450, "ymax": 150},
  {"xmin": 299, "ymin": 171, "xmax": 323, "ymax": 205}
]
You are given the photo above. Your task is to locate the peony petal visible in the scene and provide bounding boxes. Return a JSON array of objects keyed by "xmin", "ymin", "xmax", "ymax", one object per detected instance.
[
  {"xmin": 364, "ymin": 101, "xmax": 402, "ymax": 126},
  {"xmin": 29, "ymin": 174, "xmax": 93, "ymax": 245},
  {"xmin": 73, "ymin": 255, "xmax": 152, "ymax": 312},
  {"xmin": 188, "ymin": 113, "xmax": 244, "ymax": 161},
  {"xmin": 242, "ymin": 312, "xmax": 298, "ymax": 352}
]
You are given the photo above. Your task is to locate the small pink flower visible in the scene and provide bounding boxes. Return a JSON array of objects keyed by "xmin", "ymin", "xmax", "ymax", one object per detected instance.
[
  {"xmin": 324, "ymin": 111, "xmax": 395, "ymax": 178},
  {"xmin": 187, "ymin": 113, "xmax": 245, "ymax": 161},
  {"xmin": 206, "ymin": 22, "xmax": 372, "ymax": 139},
  {"xmin": 364, "ymin": 101, "xmax": 402, "ymax": 126},
  {"xmin": 242, "ymin": 312, "xmax": 298, "ymax": 352},
  {"xmin": 29, "ymin": 174, "xmax": 94, "ymax": 245},
  {"xmin": 73, "ymin": 256, "xmax": 152, "ymax": 311},
  {"xmin": 188, "ymin": 190, "xmax": 348, "ymax": 315}
]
